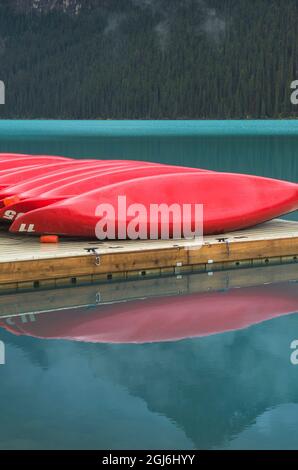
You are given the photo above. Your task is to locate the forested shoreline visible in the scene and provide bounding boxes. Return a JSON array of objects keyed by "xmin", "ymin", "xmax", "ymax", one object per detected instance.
[{"xmin": 0, "ymin": 0, "xmax": 297, "ymax": 119}]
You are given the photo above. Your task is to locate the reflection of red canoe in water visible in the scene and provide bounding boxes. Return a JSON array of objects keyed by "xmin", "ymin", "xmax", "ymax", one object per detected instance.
[{"xmin": 1, "ymin": 283, "xmax": 298, "ymax": 343}]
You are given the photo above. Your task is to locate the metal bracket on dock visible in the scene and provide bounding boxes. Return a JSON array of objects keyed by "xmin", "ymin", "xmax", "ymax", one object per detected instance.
[
  {"xmin": 216, "ymin": 237, "xmax": 230, "ymax": 256},
  {"xmin": 217, "ymin": 237, "xmax": 228, "ymax": 243},
  {"xmin": 84, "ymin": 248, "xmax": 101, "ymax": 266}
]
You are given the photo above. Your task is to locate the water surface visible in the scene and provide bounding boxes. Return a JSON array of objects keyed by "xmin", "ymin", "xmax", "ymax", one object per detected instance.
[{"xmin": 0, "ymin": 269, "xmax": 298, "ymax": 450}]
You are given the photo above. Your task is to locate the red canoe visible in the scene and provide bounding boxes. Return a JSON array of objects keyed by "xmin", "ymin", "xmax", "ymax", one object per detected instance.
[
  {"xmin": 0, "ymin": 158, "xmax": 163, "ymax": 189},
  {"xmin": 0, "ymin": 160, "xmax": 159, "ymax": 201},
  {"xmin": 0, "ymin": 155, "xmax": 72, "ymax": 171},
  {"xmin": 0, "ymin": 153, "xmax": 68, "ymax": 159},
  {"xmin": 10, "ymin": 172, "xmax": 298, "ymax": 237},
  {"xmin": 0, "ymin": 155, "xmax": 162, "ymax": 180},
  {"xmin": 0, "ymin": 165, "xmax": 211, "ymax": 222},
  {"xmin": 1, "ymin": 282, "xmax": 297, "ymax": 343},
  {"xmin": 0, "ymin": 153, "xmax": 29, "ymax": 159},
  {"xmin": 0, "ymin": 159, "xmax": 96, "ymax": 188},
  {"xmin": 0, "ymin": 153, "xmax": 60, "ymax": 161},
  {"xmin": 0, "ymin": 162, "xmax": 81, "ymax": 190}
]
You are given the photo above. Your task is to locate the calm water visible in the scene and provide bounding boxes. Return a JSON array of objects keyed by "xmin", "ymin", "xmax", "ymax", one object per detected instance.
[{"xmin": 0, "ymin": 120, "xmax": 297, "ymax": 449}]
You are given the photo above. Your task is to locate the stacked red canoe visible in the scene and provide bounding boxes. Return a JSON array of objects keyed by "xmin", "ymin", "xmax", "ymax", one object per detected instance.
[{"xmin": 0, "ymin": 153, "xmax": 297, "ymax": 239}]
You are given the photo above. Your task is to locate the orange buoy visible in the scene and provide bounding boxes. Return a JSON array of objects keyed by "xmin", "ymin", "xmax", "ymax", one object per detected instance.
[
  {"xmin": 3, "ymin": 195, "xmax": 20, "ymax": 206},
  {"xmin": 39, "ymin": 235, "xmax": 59, "ymax": 244}
]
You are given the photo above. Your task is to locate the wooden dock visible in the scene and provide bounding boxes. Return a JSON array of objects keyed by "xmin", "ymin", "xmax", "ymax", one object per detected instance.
[{"xmin": 0, "ymin": 218, "xmax": 297, "ymax": 292}]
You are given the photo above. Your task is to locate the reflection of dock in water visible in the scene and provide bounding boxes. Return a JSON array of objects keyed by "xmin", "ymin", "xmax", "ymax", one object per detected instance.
[
  {"xmin": 0, "ymin": 218, "xmax": 297, "ymax": 292},
  {"xmin": 0, "ymin": 262, "xmax": 297, "ymax": 343}
]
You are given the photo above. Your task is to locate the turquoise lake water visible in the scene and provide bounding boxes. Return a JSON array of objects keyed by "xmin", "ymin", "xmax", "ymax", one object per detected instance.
[{"xmin": 0, "ymin": 120, "xmax": 297, "ymax": 449}]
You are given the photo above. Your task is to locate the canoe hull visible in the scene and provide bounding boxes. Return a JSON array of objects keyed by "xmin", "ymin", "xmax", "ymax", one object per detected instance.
[
  {"xmin": 0, "ymin": 165, "xmax": 210, "ymax": 222},
  {"xmin": 10, "ymin": 172, "xmax": 298, "ymax": 238}
]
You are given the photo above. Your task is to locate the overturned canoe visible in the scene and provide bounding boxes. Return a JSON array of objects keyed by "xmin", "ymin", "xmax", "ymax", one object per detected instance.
[
  {"xmin": 0, "ymin": 164, "xmax": 210, "ymax": 222},
  {"xmin": 0, "ymin": 155, "xmax": 72, "ymax": 172},
  {"xmin": 0, "ymin": 162, "xmax": 77, "ymax": 191},
  {"xmin": 0, "ymin": 160, "xmax": 164, "ymax": 201},
  {"xmin": 9, "ymin": 172, "xmax": 298, "ymax": 238}
]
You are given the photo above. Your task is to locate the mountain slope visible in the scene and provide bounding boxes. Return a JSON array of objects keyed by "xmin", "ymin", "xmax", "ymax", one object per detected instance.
[{"xmin": 0, "ymin": 0, "xmax": 297, "ymax": 119}]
